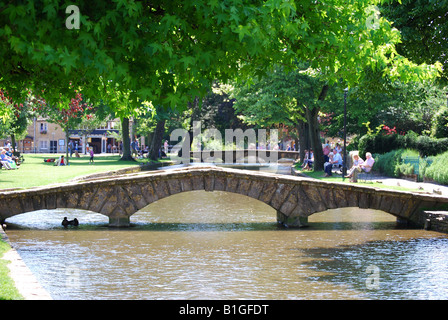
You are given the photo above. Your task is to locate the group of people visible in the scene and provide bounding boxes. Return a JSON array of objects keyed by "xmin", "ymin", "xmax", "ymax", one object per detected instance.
[
  {"xmin": 301, "ymin": 142, "xmax": 346, "ymax": 173},
  {"xmin": 132, "ymin": 139, "xmax": 153, "ymax": 159},
  {"xmin": 54, "ymin": 147, "xmax": 94, "ymax": 166},
  {"xmin": 344, "ymin": 152, "xmax": 375, "ymax": 182},
  {"xmin": 0, "ymin": 147, "xmax": 20, "ymax": 169},
  {"xmin": 323, "ymin": 150, "xmax": 375, "ymax": 180},
  {"xmin": 323, "ymin": 148, "xmax": 344, "ymax": 177},
  {"xmin": 301, "ymin": 149, "xmax": 314, "ymax": 170},
  {"xmin": 299, "ymin": 140, "xmax": 375, "ymax": 181}
]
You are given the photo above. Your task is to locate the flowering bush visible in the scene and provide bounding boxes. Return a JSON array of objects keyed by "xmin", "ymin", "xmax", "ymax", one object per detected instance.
[{"xmin": 382, "ymin": 125, "xmax": 397, "ymax": 135}]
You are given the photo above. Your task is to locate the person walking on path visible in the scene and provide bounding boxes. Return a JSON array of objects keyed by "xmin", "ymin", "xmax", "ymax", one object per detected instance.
[{"xmin": 89, "ymin": 147, "xmax": 94, "ymax": 164}]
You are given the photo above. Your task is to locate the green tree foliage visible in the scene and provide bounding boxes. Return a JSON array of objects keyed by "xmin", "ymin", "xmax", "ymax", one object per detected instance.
[
  {"xmin": 358, "ymin": 130, "xmax": 448, "ymax": 157},
  {"xmin": 195, "ymin": 83, "xmax": 246, "ymax": 134},
  {"xmin": 0, "ymin": 90, "xmax": 34, "ymax": 151},
  {"xmin": 340, "ymin": 80, "xmax": 447, "ymax": 137},
  {"xmin": 0, "ymin": 0, "xmax": 441, "ymax": 112},
  {"xmin": 381, "ymin": 0, "xmax": 448, "ymax": 83},
  {"xmin": 432, "ymin": 108, "xmax": 448, "ymax": 138},
  {"xmin": 232, "ymin": 64, "xmax": 337, "ymax": 168}
]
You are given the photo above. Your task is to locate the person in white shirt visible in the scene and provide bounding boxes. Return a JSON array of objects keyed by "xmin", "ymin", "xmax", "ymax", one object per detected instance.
[
  {"xmin": 360, "ymin": 152, "xmax": 375, "ymax": 172},
  {"xmin": 345, "ymin": 152, "xmax": 375, "ymax": 181},
  {"xmin": 324, "ymin": 149, "xmax": 342, "ymax": 177}
]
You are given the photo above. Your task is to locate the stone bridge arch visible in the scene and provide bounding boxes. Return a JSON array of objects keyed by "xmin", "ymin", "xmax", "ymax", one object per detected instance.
[{"xmin": 1, "ymin": 167, "xmax": 447, "ymax": 228}]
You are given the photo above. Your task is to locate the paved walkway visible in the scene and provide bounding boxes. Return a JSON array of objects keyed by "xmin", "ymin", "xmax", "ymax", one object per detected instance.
[
  {"xmin": 0, "ymin": 225, "xmax": 52, "ymax": 300},
  {"xmin": 290, "ymin": 164, "xmax": 448, "ymax": 197},
  {"xmin": 369, "ymin": 175, "xmax": 448, "ymax": 197}
]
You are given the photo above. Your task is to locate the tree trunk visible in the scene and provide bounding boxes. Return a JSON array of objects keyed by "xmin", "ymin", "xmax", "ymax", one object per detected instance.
[
  {"xmin": 304, "ymin": 84, "xmax": 329, "ymax": 172},
  {"xmin": 120, "ymin": 117, "xmax": 134, "ymax": 161},
  {"xmin": 10, "ymin": 134, "xmax": 16, "ymax": 154},
  {"xmin": 65, "ymin": 129, "xmax": 70, "ymax": 164},
  {"xmin": 188, "ymin": 97, "xmax": 200, "ymax": 149},
  {"xmin": 148, "ymin": 119, "xmax": 166, "ymax": 161},
  {"xmin": 305, "ymin": 106, "xmax": 324, "ymax": 171},
  {"xmin": 296, "ymin": 117, "xmax": 309, "ymax": 163}
]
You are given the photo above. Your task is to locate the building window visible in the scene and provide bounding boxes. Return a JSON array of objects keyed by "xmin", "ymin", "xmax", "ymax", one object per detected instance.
[
  {"xmin": 40, "ymin": 140, "xmax": 48, "ymax": 151},
  {"xmin": 40, "ymin": 123, "xmax": 47, "ymax": 134}
]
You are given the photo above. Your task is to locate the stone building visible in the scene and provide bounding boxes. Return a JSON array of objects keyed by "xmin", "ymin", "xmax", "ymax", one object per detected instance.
[{"xmin": 1, "ymin": 117, "xmax": 123, "ymax": 154}]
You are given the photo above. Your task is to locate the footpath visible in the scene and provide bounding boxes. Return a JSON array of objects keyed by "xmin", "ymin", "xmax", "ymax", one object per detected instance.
[
  {"xmin": 0, "ymin": 225, "xmax": 52, "ymax": 300},
  {"xmin": 290, "ymin": 163, "xmax": 448, "ymax": 197},
  {"xmin": 365, "ymin": 174, "xmax": 448, "ymax": 197}
]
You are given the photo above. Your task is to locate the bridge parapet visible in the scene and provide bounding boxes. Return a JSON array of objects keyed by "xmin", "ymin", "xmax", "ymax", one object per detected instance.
[{"xmin": 1, "ymin": 167, "xmax": 447, "ymax": 229}]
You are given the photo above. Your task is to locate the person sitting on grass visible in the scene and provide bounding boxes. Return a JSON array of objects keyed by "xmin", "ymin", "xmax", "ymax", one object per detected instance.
[
  {"xmin": 0, "ymin": 149, "xmax": 18, "ymax": 169},
  {"xmin": 301, "ymin": 150, "xmax": 309, "ymax": 168},
  {"xmin": 302, "ymin": 149, "xmax": 314, "ymax": 170},
  {"xmin": 323, "ymin": 149, "xmax": 342, "ymax": 177},
  {"xmin": 323, "ymin": 153, "xmax": 334, "ymax": 175},
  {"xmin": 54, "ymin": 155, "xmax": 66, "ymax": 166},
  {"xmin": 4, "ymin": 147, "xmax": 20, "ymax": 165}
]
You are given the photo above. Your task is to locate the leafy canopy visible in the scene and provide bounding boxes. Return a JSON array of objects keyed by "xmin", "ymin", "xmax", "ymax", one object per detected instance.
[{"xmin": 0, "ymin": 0, "xmax": 442, "ymax": 116}]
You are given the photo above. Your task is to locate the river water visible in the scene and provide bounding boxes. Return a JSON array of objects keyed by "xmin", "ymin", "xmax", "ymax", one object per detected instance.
[{"xmin": 4, "ymin": 187, "xmax": 448, "ymax": 300}]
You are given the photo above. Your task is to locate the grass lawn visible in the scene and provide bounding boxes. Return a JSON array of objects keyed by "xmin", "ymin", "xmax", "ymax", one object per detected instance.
[
  {"xmin": 0, "ymin": 153, "xmax": 164, "ymax": 190},
  {"xmin": 0, "ymin": 238, "xmax": 23, "ymax": 300}
]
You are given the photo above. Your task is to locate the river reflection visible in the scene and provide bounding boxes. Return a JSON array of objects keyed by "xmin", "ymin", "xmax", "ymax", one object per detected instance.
[{"xmin": 5, "ymin": 190, "xmax": 448, "ymax": 300}]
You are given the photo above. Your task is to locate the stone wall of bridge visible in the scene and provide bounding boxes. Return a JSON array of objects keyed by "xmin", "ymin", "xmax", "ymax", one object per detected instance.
[{"xmin": 0, "ymin": 167, "xmax": 448, "ymax": 229}]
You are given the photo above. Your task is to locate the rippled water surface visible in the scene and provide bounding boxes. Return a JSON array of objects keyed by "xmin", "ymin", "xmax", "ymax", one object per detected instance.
[{"xmin": 5, "ymin": 190, "xmax": 448, "ymax": 300}]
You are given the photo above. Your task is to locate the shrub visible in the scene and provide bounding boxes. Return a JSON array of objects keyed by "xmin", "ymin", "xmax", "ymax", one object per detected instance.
[
  {"xmin": 374, "ymin": 149, "xmax": 421, "ymax": 178},
  {"xmin": 432, "ymin": 108, "xmax": 448, "ymax": 138},
  {"xmin": 358, "ymin": 131, "xmax": 448, "ymax": 158},
  {"xmin": 396, "ymin": 162, "xmax": 415, "ymax": 176},
  {"xmin": 415, "ymin": 135, "xmax": 448, "ymax": 157},
  {"xmin": 358, "ymin": 134, "xmax": 404, "ymax": 158},
  {"xmin": 424, "ymin": 151, "xmax": 448, "ymax": 185},
  {"xmin": 374, "ymin": 149, "xmax": 405, "ymax": 177}
]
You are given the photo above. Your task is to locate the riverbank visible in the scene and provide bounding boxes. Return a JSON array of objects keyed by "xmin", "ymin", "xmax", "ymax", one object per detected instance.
[{"xmin": 0, "ymin": 224, "xmax": 52, "ymax": 300}]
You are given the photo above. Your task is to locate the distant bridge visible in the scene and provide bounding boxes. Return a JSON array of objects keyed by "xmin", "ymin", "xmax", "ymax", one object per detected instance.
[
  {"xmin": 189, "ymin": 149, "xmax": 300, "ymax": 163},
  {"xmin": 0, "ymin": 166, "xmax": 447, "ymax": 228}
]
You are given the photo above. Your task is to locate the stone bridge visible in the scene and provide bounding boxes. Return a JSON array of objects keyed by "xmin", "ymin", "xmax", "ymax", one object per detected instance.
[
  {"xmin": 1, "ymin": 166, "xmax": 447, "ymax": 228},
  {"xmin": 189, "ymin": 149, "xmax": 300, "ymax": 163}
]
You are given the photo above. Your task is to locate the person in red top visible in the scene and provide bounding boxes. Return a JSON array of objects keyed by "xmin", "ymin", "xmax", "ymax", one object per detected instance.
[{"xmin": 55, "ymin": 155, "xmax": 66, "ymax": 166}]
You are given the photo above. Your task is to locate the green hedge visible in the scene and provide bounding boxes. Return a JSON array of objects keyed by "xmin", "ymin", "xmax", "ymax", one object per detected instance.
[
  {"xmin": 425, "ymin": 151, "xmax": 448, "ymax": 185},
  {"xmin": 374, "ymin": 149, "xmax": 419, "ymax": 178},
  {"xmin": 373, "ymin": 149, "xmax": 448, "ymax": 185},
  {"xmin": 359, "ymin": 131, "xmax": 448, "ymax": 158}
]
